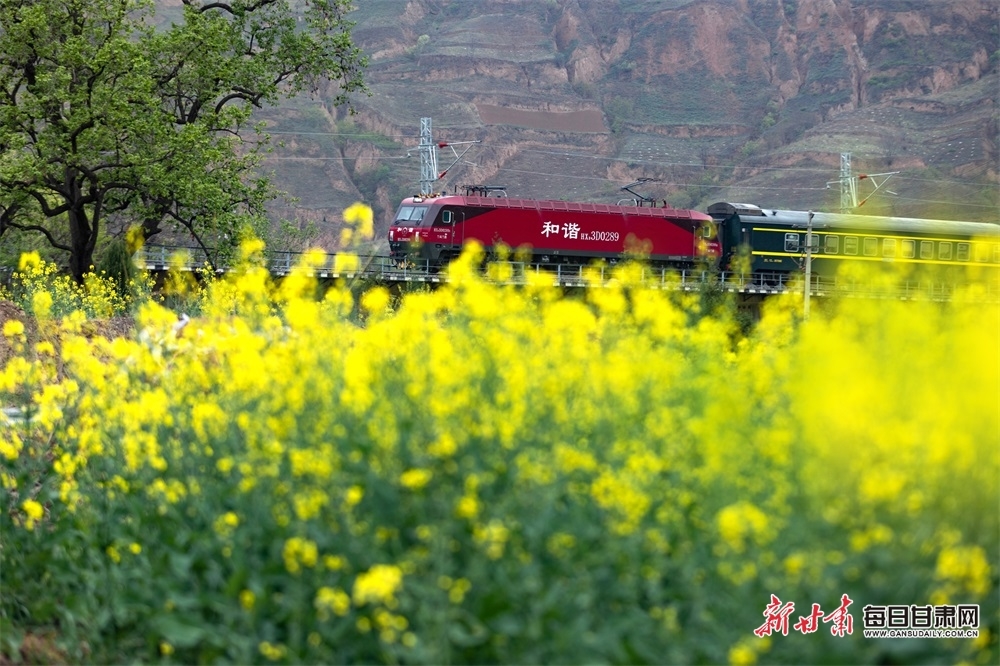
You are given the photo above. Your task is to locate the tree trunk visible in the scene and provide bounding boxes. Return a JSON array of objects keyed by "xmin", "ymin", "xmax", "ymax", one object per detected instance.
[
  {"xmin": 66, "ymin": 192, "xmax": 98, "ymax": 284},
  {"xmin": 65, "ymin": 174, "xmax": 99, "ymax": 285},
  {"xmin": 67, "ymin": 209, "xmax": 96, "ymax": 285}
]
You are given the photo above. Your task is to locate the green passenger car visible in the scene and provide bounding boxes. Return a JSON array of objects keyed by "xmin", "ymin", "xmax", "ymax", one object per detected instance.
[{"xmin": 708, "ymin": 202, "xmax": 1000, "ymax": 282}]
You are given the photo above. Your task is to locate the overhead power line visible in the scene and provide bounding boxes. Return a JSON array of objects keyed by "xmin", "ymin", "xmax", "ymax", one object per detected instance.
[
  {"xmin": 265, "ymin": 155, "xmax": 412, "ymax": 161},
  {"xmin": 494, "ymin": 167, "xmax": 829, "ymax": 191},
  {"xmin": 266, "ymin": 130, "xmax": 414, "ymax": 138},
  {"xmin": 890, "ymin": 195, "xmax": 999, "ymax": 210},
  {"xmin": 517, "ymin": 148, "xmax": 837, "ymax": 174}
]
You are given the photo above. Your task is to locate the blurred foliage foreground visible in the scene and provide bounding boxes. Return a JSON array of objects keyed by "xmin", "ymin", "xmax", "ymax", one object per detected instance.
[{"xmin": 1, "ymin": 235, "xmax": 997, "ymax": 665}]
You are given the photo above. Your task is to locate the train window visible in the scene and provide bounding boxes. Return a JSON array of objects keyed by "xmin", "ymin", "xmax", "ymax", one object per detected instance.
[
  {"xmin": 844, "ymin": 236, "xmax": 858, "ymax": 255},
  {"xmin": 863, "ymin": 237, "xmax": 878, "ymax": 256},
  {"xmin": 439, "ymin": 210, "xmax": 454, "ymax": 225},
  {"xmin": 975, "ymin": 243, "xmax": 988, "ymax": 263},
  {"xmin": 901, "ymin": 239, "xmax": 915, "ymax": 259},
  {"xmin": 920, "ymin": 241, "xmax": 934, "ymax": 259},
  {"xmin": 824, "ymin": 235, "xmax": 839, "ymax": 254},
  {"xmin": 882, "ymin": 238, "xmax": 896, "ymax": 257},
  {"xmin": 994, "ymin": 244, "xmax": 1000, "ymax": 264},
  {"xmin": 394, "ymin": 206, "xmax": 429, "ymax": 224},
  {"xmin": 394, "ymin": 206, "xmax": 415, "ymax": 221},
  {"xmin": 784, "ymin": 233, "xmax": 799, "ymax": 252},
  {"xmin": 956, "ymin": 243, "xmax": 970, "ymax": 262},
  {"xmin": 939, "ymin": 242, "xmax": 952, "ymax": 260}
]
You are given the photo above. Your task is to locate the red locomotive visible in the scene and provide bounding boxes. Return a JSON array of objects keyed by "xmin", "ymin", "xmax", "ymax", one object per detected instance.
[{"xmin": 388, "ymin": 187, "xmax": 720, "ymax": 269}]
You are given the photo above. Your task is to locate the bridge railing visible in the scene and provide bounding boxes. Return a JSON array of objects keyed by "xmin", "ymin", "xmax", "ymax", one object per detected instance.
[{"xmin": 132, "ymin": 247, "xmax": 1000, "ymax": 302}]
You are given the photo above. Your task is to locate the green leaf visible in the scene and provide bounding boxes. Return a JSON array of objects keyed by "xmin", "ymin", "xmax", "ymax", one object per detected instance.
[
  {"xmin": 447, "ymin": 612, "xmax": 490, "ymax": 648},
  {"xmin": 169, "ymin": 552, "xmax": 193, "ymax": 578},
  {"xmin": 150, "ymin": 614, "xmax": 206, "ymax": 648},
  {"xmin": 0, "ymin": 618, "xmax": 25, "ymax": 665}
]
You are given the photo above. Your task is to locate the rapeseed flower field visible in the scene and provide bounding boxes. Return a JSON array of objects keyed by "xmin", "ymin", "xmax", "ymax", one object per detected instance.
[{"xmin": 1, "ymin": 210, "xmax": 997, "ymax": 664}]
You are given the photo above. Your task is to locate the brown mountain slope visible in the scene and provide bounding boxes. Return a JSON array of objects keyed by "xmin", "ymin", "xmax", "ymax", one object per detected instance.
[{"xmin": 257, "ymin": 0, "xmax": 998, "ymax": 249}]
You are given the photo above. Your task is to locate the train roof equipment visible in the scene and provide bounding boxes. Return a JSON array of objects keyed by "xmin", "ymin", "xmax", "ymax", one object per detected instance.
[{"xmin": 707, "ymin": 202, "xmax": 1000, "ymax": 238}]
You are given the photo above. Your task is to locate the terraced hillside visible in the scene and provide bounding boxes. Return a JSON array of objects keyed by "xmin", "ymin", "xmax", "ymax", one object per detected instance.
[{"xmin": 253, "ymin": 0, "xmax": 998, "ymax": 250}]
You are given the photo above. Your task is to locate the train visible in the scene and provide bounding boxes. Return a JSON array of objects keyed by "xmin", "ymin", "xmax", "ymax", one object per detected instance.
[
  {"xmin": 387, "ymin": 187, "xmax": 720, "ymax": 269},
  {"xmin": 387, "ymin": 187, "xmax": 1000, "ymax": 280},
  {"xmin": 708, "ymin": 202, "xmax": 1000, "ymax": 282}
]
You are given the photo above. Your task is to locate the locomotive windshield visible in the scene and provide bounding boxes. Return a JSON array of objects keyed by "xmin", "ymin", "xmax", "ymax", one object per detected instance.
[{"xmin": 394, "ymin": 205, "xmax": 429, "ymax": 225}]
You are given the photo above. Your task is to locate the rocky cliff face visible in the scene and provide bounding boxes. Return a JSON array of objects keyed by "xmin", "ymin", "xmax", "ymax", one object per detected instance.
[
  {"xmin": 528, "ymin": 0, "xmax": 992, "ymax": 127},
  {"xmin": 260, "ymin": 0, "xmax": 999, "ymax": 245}
]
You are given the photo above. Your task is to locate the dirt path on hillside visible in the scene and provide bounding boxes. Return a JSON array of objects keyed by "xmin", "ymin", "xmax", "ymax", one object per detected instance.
[{"xmin": 475, "ymin": 104, "xmax": 606, "ymax": 133}]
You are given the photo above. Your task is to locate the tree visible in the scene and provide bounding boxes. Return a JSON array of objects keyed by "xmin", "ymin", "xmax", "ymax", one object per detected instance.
[{"xmin": 0, "ymin": 0, "xmax": 367, "ymax": 282}]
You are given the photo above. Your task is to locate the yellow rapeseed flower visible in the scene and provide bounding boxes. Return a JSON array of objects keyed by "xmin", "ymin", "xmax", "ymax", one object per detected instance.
[
  {"xmin": 352, "ymin": 564, "xmax": 404, "ymax": 607},
  {"xmin": 447, "ymin": 577, "xmax": 471, "ymax": 604},
  {"xmin": 315, "ymin": 586, "xmax": 351, "ymax": 619},
  {"xmin": 2, "ymin": 239, "xmax": 995, "ymax": 664},
  {"xmin": 344, "ymin": 485, "xmax": 364, "ymax": 507},
  {"xmin": 427, "ymin": 433, "xmax": 458, "ymax": 458},
  {"xmin": 323, "ymin": 554, "xmax": 347, "ymax": 571},
  {"xmin": 292, "ymin": 488, "xmax": 329, "ymax": 521},
  {"xmin": 0, "ymin": 432, "xmax": 22, "ymax": 461},
  {"xmin": 31, "ymin": 290, "xmax": 53, "ymax": 320},
  {"xmin": 258, "ymin": 641, "xmax": 286, "ymax": 661},
  {"xmin": 455, "ymin": 494, "xmax": 480, "ymax": 520},
  {"xmin": 590, "ymin": 471, "xmax": 651, "ymax": 535},
  {"xmin": 21, "ymin": 499, "xmax": 43, "ymax": 530},
  {"xmin": 546, "ymin": 532, "xmax": 577, "ymax": 558},
  {"xmin": 282, "ymin": 537, "xmax": 319, "ymax": 575},
  {"xmin": 716, "ymin": 502, "xmax": 771, "ymax": 553},
  {"xmin": 783, "ymin": 552, "xmax": 806, "ymax": 578},
  {"xmin": 2, "ymin": 319, "xmax": 24, "ymax": 338},
  {"xmin": 399, "ymin": 468, "xmax": 433, "ymax": 490},
  {"xmin": 18, "ymin": 251, "xmax": 41, "ymax": 272},
  {"xmin": 473, "ymin": 520, "xmax": 510, "ymax": 560},
  {"xmin": 333, "ymin": 252, "xmax": 359, "ymax": 273},
  {"xmin": 213, "ymin": 511, "xmax": 240, "ymax": 538},
  {"xmin": 343, "ymin": 202, "xmax": 374, "ymax": 238},
  {"xmin": 729, "ymin": 642, "xmax": 757, "ymax": 665},
  {"xmin": 936, "ymin": 545, "xmax": 991, "ymax": 596},
  {"xmin": 126, "ymin": 225, "xmax": 145, "ymax": 254},
  {"xmin": 360, "ymin": 287, "xmax": 391, "ymax": 316}
]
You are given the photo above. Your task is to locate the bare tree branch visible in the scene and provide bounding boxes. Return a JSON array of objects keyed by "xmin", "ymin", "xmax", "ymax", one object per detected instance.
[
  {"xmin": 187, "ymin": 0, "xmax": 282, "ymax": 14},
  {"xmin": 167, "ymin": 208, "xmax": 218, "ymax": 272},
  {"xmin": 5, "ymin": 220, "xmax": 73, "ymax": 252}
]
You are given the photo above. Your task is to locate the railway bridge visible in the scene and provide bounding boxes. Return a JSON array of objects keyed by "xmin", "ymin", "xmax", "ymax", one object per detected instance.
[{"xmin": 133, "ymin": 245, "xmax": 1000, "ymax": 304}]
